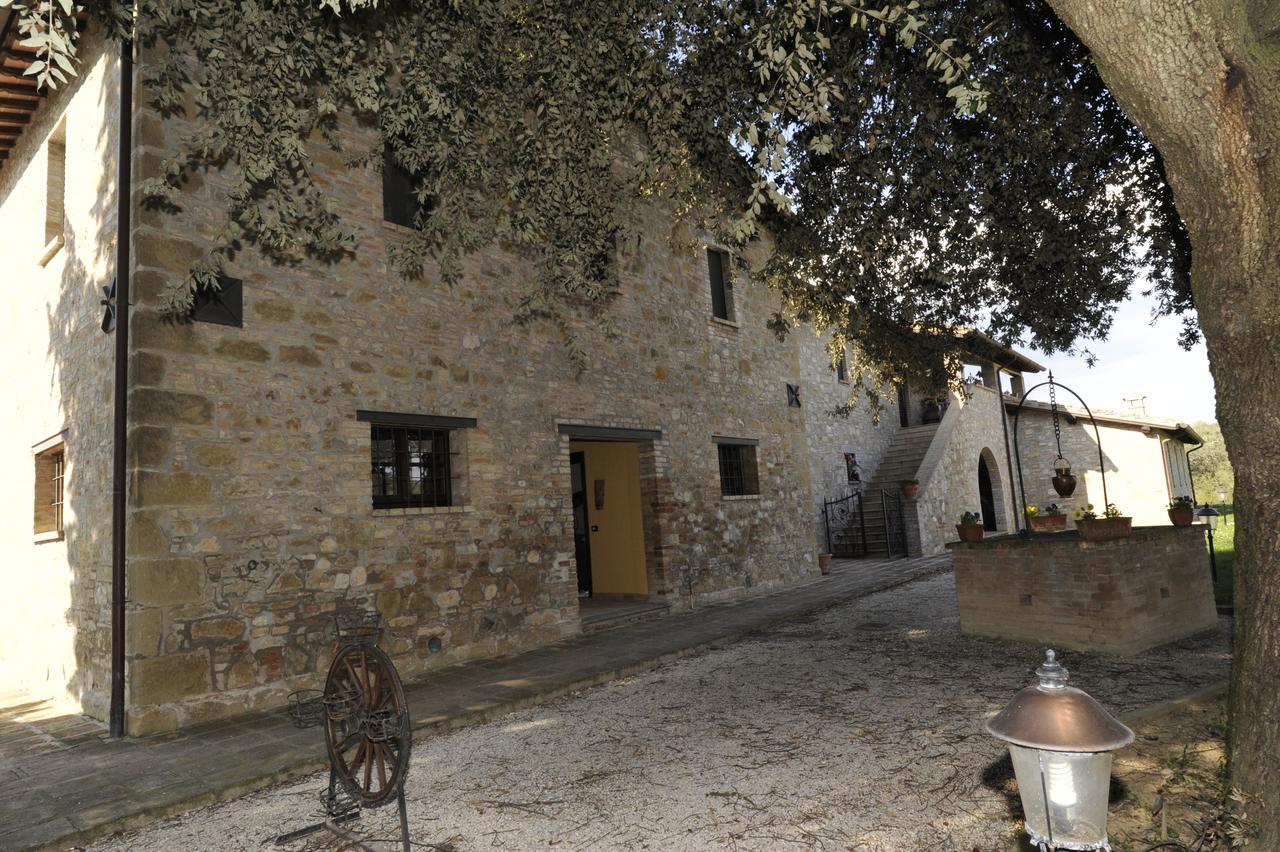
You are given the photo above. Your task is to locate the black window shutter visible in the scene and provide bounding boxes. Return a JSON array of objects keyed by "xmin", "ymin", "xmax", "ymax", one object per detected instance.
[
  {"xmin": 708, "ymin": 248, "xmax": 729, "ymax": 320},
  {"xmin": 382, "ymin": 143, "xmax": 423, "ymax": 229}
]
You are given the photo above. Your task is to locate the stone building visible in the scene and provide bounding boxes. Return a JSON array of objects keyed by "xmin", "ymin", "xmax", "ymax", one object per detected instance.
[{"xmin": 0, "ymin": 31, "xmax": 1202, "ymax": 733}]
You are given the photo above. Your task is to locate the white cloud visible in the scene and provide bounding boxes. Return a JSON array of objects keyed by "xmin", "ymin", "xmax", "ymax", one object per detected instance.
[{"xmin": 1029, "ymin": 286, "xmax": 1216, "ymax": 424}]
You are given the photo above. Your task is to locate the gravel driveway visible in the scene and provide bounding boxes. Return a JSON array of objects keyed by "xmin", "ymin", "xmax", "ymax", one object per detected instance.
[{"xmin": 92, "ymin": 572, "xmax": 1231, "ymax": 851}]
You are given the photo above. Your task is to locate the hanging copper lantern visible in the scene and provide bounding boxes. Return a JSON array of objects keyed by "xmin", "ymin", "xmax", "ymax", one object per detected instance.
[{"xmin": 1053, "ymin": 455, "xmax": 1077, "ymax": 497}]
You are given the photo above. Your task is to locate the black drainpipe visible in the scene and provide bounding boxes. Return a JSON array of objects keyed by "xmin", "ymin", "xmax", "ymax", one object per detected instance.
[
  {"xmin": 109, "ymin": 36, "xmax": 134, "ymax": 740},
  {"xmin": 1185, "ymin": 439, "xmax": 1204, "ymax": 505}
]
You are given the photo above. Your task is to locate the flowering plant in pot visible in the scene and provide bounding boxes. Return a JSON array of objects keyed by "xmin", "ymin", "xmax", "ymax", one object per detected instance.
[
  {"xmin": 1027, "ymin": 503, "xmax": 1067, "ymax": 532},
  {"xmin": 1074, "ymin": 503, "xmax": 1132, "ymax": 541},
  {"xmin": 1167, "ymin": 495, "xmax": 1195, "ymax": 527},
  {"xmin": 956, "ymin": 510, "xmax": 985, "ymax": 543},
  {"xmin": 901, "ymin": 479, "xmax": 920, "ymax": 499}
]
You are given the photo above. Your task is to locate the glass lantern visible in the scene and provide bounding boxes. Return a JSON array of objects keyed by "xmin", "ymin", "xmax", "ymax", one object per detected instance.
[
  {"xmin": 986, "ymin": 651, "xmax": 1134, "ymax": 851},
  {"xmin": 1195, "ymin": 504, "xmax": 1220, "ymax": 530}
]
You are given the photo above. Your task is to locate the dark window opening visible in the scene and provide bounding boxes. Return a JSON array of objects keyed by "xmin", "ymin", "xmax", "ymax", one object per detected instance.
[
  {"xmin": 369, "ymin": 424, "xmax": 454, "ymax": 508},
  {"xmin": 707, "ymin": 248, "xmax": 734, "ymax": 321},
  {"xmin": 836, "ymin": 353, "xmax": 848, "ymax": 383},
  {"xmin": 34, "ymin": 444, "xmax": 65, "ymax": 539},
  {"xmin": 382, "ymin": 143, "xmax": 430, "ymax": 229},
  {"xmin": 717, "ymin": 443, "xmax": 759, "ymax": 496}
]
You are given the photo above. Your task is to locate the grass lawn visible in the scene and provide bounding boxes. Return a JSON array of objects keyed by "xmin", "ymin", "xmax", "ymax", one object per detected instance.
[{"xmin": 1211, "ymin": 511, "xmax": 1235, "ymax": 607}]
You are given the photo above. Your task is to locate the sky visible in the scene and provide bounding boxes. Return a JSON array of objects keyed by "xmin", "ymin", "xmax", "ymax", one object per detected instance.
[{"xmin": 1026, "ymin": 285, "xmax": 1218, "ymax": 425}]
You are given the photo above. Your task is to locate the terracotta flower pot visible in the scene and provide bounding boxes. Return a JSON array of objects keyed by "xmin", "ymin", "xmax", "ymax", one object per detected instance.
[
  {"xmin": 1074, "ymin": 516, "xmax": 1133, "ymax": 541},
  {"xmin": 1168, "ymin": 507, "xmax": 1195, "ymax": 527},
  {"xmin": 955, "ymin": 523, "xmax": 984, "ymax": 543},
  {"xmin": 818, "ymin": 553, "xmax": 833, "ymax": 575},
  {"xmin": 901, "ymin": 483, "xmax": 919, "ymax": 499},
  {"xmin": 1028, "ymin": 515, "xmax": 1067, "ymax": 532}
]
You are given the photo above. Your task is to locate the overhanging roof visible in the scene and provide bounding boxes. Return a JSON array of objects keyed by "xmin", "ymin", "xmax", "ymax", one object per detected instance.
[
  {"xmin": 955, "ymin": 328, "xmax": 1046, "ymax": 374},
  {"xmin": 0, "ymin": 11, "xmax": 48, "ymax": 171}
]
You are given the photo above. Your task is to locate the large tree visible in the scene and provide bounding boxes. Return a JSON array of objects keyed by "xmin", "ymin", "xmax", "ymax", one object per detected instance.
[
  {"xmin": 9, "ymin": 0, "xmax": 1272, "ymax": 839},
  {"xmin": 1038, "ymin": 2, "xmax": 1280, "ymax": 840}
]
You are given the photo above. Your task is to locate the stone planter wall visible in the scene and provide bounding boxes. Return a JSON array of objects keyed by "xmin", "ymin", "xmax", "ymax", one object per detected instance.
[{"xmin": 948, "ymin": 526, "xmax": 1217, "ymax": 655}]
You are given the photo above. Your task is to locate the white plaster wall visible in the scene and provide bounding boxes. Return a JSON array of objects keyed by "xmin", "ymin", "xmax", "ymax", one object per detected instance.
[{"xmin": 0, "ymin": 38, "xmax": 119, "ymax": 716}]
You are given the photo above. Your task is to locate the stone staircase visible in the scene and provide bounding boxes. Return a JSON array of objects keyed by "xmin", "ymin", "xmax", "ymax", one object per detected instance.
[{"xmin": 858, "ymin": 424, "xmax": 939, "ymax": 556}]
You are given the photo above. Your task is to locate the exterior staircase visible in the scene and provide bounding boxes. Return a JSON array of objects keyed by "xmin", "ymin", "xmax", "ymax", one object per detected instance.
[{"xmin": 858, "ymin": 425, "xmax": 939, "ymax": 556}]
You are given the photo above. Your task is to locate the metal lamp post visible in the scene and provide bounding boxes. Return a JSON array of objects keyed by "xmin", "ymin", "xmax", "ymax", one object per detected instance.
[
  {"xmin": 986, "ymin": 651, "xmax": 1134, "ymax": 851},
  {"xmin": 1195, "ymin": 504, "xmax": 1221, "ymax": 584}
]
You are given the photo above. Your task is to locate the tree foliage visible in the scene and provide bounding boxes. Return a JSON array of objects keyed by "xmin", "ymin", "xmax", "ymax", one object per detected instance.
[
  {"xmin": 23, "ymin": 0, "xmax": 1190, "ymax": 387},
  {"xmin": 1190, "ymin": 421, "xmax": 1235, "ymax": 507}
]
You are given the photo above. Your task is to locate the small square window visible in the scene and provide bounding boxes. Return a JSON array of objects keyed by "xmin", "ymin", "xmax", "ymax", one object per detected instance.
[
  {"xmin": 359, "ymin": 411, "xmax": 475, "ymax": 509},
  {"xmin": 716, "ymin": 440, "xmax": 759, "ymax": 496},
  {"xmin": 34, "ymin": 442, "xmax": 66, "ymax": 541},
  {"xmin": 707, "ymin": 248, "xmax": 735, "ymax": 321},
  {"xmin": 370, "ymin": 424, "xmax": 454, "ymax": 508},
  {"xmin": 382, "ymin": 143, "xmax": 430, "ymax": 229}
]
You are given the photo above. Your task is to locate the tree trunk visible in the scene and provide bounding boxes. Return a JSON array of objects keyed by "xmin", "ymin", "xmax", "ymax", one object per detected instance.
[{"xmin": 1042, "ymin": 0, "xmax": 1280, "ymax": 841}]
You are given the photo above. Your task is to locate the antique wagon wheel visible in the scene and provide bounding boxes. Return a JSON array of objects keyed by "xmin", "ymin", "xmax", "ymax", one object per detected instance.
[{"xmin": 322, "ymin": 642, "xmax": 412, "ymax": 807}]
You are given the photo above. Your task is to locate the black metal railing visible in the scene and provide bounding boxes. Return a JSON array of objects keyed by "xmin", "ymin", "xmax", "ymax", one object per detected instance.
[{"xmin": 823, "ymin": 491, "xmax": 867, "ymax": 558}]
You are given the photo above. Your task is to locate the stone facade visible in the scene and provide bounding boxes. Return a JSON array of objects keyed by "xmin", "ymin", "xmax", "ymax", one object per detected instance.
[
  {"xmin": 0, "ymin": 41, "xmax": 120, "ymax": 716},
  {"xmin": 908, "ymin": 383, "xmax": 1019, "ymax": 555},
  {"xmin": 797, "ymin": 331, "xmax": 900, "ymax": 552},
  {"xmin": 110, "ymin": 67, "xmax": 833, "ymax": 731},
  {"xmin": 949, "ymin": 526, "xmax": 1217, "ymax": 655}
]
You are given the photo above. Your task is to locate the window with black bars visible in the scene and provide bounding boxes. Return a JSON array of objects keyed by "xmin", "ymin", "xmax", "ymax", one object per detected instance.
[
  {"xmin": 836, "ymin": 353, "xmax": 848, "ymax": 382},
  {"xmin": 717, "ymin": 443, "xmax": 759, "ymax": 496},
  {"xmin": 370, "ymin": 424, "xmax": 453, "ymax": 508}
]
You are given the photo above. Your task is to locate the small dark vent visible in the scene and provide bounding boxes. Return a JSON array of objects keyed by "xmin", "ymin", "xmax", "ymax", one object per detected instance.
[{"xmin": 191, "ymin": 276, "xmax": 244, "ymax": 327}]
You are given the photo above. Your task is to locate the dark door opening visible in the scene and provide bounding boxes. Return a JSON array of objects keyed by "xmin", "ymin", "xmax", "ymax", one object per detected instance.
[
  {"xmin": 570, "ymin": 451, "xmax": 593, "ymax": 597},
  {"xmin": 897, "ymin": 386, "xmax": 911, "ymax": 428},
  {"xmin": 978, "ymin": 455, "xmax": 998, "ymax": 531}
]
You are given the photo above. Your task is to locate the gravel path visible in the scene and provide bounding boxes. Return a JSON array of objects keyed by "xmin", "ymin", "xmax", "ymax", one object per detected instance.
[{"xmin": 92, "ymin": 573, "xmax": 1231, "ymax": 851}]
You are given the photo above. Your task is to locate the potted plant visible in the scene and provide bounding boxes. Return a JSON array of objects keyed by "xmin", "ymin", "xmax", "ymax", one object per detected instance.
[
  {"xmin": 1027, "ymin": 503, "xmax": 1068, "ymax": 532},
  {"xmin": 1168, "ymin": 495, "xmax": 1195, "ymax": 527},
  {"xmin": 901, "ymin": 479, "xmax": 920, "ymax": 499},
  {"xmin": 1074, "ymin": 503, "xmax": 1133, "ymax": 541},
  {"xmin": 921, "ymin": 397, "xmax": 943, "ymax": 424},
  {"xmin": 818, "ymin": 552, "xmax": 833, "ymax": 575},
  {"xmin": 956, "ymin": 510, "xmax": 985, "ymax": 543}
]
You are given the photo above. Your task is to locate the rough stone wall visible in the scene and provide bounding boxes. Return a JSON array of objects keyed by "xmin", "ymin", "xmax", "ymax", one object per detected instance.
[
  {"xmin": 949, "ymin": 526, "xmax": 1217, "ymax": 654},
  {"xmin": 911, "ymin": 384, "xmax": 1018, "ymax": 554},
  {"xmin": 0, "ymin": 38, "xmax": 119, "ymax": 717},
  {"xmin": 797, "ymin": 329, "xmax": 899, "ymax": 552},
  {"xmin": 1014, "ymin": 410, "xmax": 1179, "ymax": 526},
  {"xmin": 123, "ymin": 102, "xmax": 817, "ymax": 731}
]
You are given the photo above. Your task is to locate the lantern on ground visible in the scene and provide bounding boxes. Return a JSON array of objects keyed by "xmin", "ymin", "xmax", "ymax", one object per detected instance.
[{"xmin": 986, "ymin": 650, "xmax": 1133, "ymax": 851}]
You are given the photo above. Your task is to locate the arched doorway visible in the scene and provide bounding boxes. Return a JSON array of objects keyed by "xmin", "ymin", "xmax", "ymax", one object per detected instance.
[{"xmin": 978, "ymin": 450, "xmax": 1003, "ymax": 531}]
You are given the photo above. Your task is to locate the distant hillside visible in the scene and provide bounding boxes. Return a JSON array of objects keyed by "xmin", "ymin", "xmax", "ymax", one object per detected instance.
[{"xmin": 1190, "ymin": 421, "xmax": 1234, "ymax": 505}]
